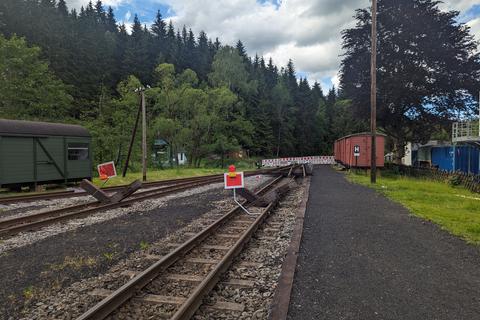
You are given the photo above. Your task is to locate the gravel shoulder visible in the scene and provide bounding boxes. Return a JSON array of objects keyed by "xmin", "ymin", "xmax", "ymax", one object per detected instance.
[
  {"xmin": 288, "ymin": 166, "xmax": 480, "ymax": 320},
  {"xmin": 0, "ymin": 176, "xmax": 269, "ymax": 319}
]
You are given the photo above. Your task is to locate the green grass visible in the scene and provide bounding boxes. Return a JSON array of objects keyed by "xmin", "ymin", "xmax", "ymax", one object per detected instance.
[
  {"xmin": 0, "ymin": 165, "xmax": 257, "ymax": 199},
  {"xmin": 92, "ymin": 167, "xmax": 225, "ymax": 187},
  {"xmin": 22, "ymin": 286, "xmax": 35, "ymax": 300},
  {"xmin": 346, "ymin": 171, "xmax": 480, "ymax": 244},
  {"xmin": 139, "ymin": 240, "xmax": 150, "ymax": 251},
  {"xmin": 92, "ymin": 165, "xmax": 257, "ymax": 187}
]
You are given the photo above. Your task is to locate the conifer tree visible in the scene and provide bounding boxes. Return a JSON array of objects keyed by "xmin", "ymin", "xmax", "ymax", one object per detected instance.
[
  {"xmin": 105, "ymin": 7, "xmax": 117, "ymax": 32},
  {"xmin": 196, "ymin": 31, "xmax": 211, "ymax": 80},
  {"xmin": 57, "ymin": 0, "xmax": 68, "ymax": 16},
  {"xmin": 236, "ymin": 40, "xmax": 249, "ymax": 64},
  {"xmin": 151, "ymin": 10, "xmax": 166, "ymax": 58}
]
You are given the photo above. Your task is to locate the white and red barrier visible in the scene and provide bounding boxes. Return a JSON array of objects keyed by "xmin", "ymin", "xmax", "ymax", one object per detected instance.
[{"xmin": 262, "ymin": 156, "xmax": 335, "ymax": 167}]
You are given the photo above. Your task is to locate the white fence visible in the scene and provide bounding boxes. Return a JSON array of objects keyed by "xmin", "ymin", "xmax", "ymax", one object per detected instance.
[{"xmin": 262, "ymin": 156, "xmax": 335, "ymax": 167}]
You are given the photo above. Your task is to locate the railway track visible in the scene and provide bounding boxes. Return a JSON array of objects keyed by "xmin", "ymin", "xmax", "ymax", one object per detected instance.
[
  {"xmin": 0, "ymin": 167, "xmax": 285, "ymax": 205},
  {"xmin": 76, "ymin": 166, "xmax": 303, "ymax": 320},
  {"xmin": 0, "ymin": 166, "xmax": 293, "ymax": 238}
]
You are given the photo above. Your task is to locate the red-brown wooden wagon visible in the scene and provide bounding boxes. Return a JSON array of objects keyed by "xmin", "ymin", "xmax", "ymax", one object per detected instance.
[{"xmin": 334, "ymin": 133, "xmax": 386, "ymax": 168}]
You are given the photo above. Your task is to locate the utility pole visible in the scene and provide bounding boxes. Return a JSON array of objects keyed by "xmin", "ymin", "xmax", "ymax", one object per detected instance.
[
  {"xmin": 141, "ymin": 90, "xmax": 147, "ymax": 182},
  {"xmin": 370, "ymin": 0, "xmax": 378, "ymax": 184},
  {"xmin": 122, "ymin": 95, "xmax": 142, "ymax": 178}
]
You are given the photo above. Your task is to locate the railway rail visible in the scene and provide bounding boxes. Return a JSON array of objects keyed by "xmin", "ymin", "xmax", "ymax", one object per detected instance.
[
  {"xmin": 0, "ymin": 167, "xmax": 285, "ymax": 205},
  {"xmin": 0, "ymin": 166, "xmax": 292, "ymax": 238},
  {"xmin": 76, "ymin": 165, "xmax": 305, "ymax": 320}
]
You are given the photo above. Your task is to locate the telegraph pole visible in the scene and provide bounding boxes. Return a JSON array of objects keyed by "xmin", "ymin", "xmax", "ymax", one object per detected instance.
[
  {"xmin": 141, "ymin": 90, "xmax": 147, "ymax": 182},
  {"xmin": 370, "ymin": 0, "xmax": 378, "ymax": 184},
  {"xmin": 122, "ymin": 94, "xmax": 142, "ymax": 178}
]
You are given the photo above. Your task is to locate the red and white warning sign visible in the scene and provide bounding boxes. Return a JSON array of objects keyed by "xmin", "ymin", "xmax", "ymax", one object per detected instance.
[
  {"xmin": 97, "ymin": 161, "xmax": 117, "ymax": 180},
  {"xmin": 224, "ymin": 165, "xmax": 244, "ymax": 189}
]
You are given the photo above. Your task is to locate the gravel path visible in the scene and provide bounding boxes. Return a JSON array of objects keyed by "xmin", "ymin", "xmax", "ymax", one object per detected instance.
[
  {"xmin": 0, "ymin": 176, "xmax": 269, "ymax": 319},
  {"xmin": 288, "ymin": 166, "xmax": 480, "ymax": 320}
]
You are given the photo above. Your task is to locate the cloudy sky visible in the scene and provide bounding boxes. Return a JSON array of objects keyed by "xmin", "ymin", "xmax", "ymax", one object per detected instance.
[{"xmin": 67, "ymin": 0, "xmax": 480, "ymax": 90}]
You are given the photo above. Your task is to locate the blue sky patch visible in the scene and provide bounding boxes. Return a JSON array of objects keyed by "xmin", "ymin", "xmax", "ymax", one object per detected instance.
[
  {"xmin": 112, "ymin": 1, "xmax": 172, "ymax": 24},
  {"xmin": 257, "ymin": 0, "xmax": 281, "ymax": 9},
  {"xmin": 459, "ymin": 4, "xmax": 480, "ymax": 23}
]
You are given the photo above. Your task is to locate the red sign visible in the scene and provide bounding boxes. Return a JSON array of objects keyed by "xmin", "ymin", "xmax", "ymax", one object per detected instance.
[
  {"xmin": 224, "ymin": 172, "xmax": 244, "ymax": 189},
  {"xmin": 97, "ymin": 161, "xmax": 117, "ymax": 180}
]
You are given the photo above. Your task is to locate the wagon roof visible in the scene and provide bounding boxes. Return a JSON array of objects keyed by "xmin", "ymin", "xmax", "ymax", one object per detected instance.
[
  {"xmin": 335, "ymin": 131, "xmax": 387, "ymax": 141},
  {"xmin": 0, "ymin": 119, "xmax": 90, "ymax": 137}
]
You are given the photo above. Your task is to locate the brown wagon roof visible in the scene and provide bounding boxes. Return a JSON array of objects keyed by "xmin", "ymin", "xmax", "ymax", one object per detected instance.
[
  {"xmin": 335, "ymin": 132, "xmax": 387, "ymax": 142},
  {"xmin": 0, "ymin": 119, "xmax": 90, "ymax": 137}
]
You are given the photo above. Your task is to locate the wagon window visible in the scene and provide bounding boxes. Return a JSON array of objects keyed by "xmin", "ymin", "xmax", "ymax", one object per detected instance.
[{"xmin": 68, "ymin": 143, "xmax": 89, "ymax": 160}]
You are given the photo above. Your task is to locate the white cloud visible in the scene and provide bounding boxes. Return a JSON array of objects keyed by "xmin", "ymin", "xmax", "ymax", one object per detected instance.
[
  {"xmin": 65, "ymin": 0, "xmax": 480, "ymax": 89},
  {"xmin": 439, "ymin": 0, "xmax": 478, "ymax": 12},
  {"xmin": 66, "ymin": 0, "xmax": 131, "ymax": 9},
  {"xmin": 103, "ymin": 0, "xmax": 132, "ymax": 7},
  {"xmin": 124, "ymin": 10, "xmax": 131, "ymax": 22},
  {"xmin": 467, "ymin": 17, "xmax": 480, "ymax": 43},
  {"xmin": 157, "ymin": 0, "xmax": 480, "ymax": 89},
  {"xmin": 156, "ymin": 0, "xmax": 365, "ymax": 88}
]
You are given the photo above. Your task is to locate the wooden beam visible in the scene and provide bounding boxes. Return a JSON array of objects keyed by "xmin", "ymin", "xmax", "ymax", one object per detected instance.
[{"xmin": 80, "ymin": 179, "xmax": 111, "ymax": 204}]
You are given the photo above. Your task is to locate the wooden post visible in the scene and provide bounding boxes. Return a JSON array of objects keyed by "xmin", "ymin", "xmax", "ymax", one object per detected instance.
[
  {"xmin": 370, "ymin": 0, "xmax": 378, "ymax": 184},
  {"xmin": 122, "ymin": 95, "xmax": 142, "ymax": 177},
  {"xmin": 141, "ymin": 91, "xmax": 147, "ymax": 182}
]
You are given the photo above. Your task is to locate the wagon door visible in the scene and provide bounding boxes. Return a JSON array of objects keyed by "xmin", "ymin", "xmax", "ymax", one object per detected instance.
[{"xmin": 35, "ymin": 137, "xmax": 66, "ymax": 182}]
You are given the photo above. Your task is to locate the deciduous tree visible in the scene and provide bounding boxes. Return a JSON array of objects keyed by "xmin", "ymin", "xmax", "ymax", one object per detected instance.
[{"xmin": 341, "ymin": 0, "xmax": 480, "ymax": 162}]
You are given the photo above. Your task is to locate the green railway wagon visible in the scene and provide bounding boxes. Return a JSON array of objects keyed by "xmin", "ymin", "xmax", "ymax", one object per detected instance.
[{"xmin": 0, "ymin": 119, "xmax": 92, "ymax": 188}]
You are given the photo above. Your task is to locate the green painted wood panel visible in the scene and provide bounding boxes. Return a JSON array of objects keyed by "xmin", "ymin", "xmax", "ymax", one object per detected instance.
[
  {"xmin": 36, "ymin": 137, "xmax": 65, "ymax": 181},
  {"xmin": 1, "ymin": 137, "xmax": 34, "ymax": 184},
  {"xmin": 0, "ymin": 135, "xmax": 91, "ymax": 185}
]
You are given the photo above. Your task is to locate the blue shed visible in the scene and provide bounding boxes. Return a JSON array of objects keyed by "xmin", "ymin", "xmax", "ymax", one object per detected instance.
[
  {"xmin": 453, "ymin": 146, "xmax": 479, "ymax": 174},
  {"xmin": 431, "ymin": 147, "xmax": 454, "ymax": 171},
  {"xmin": 430, "ymin": 145, "xmax": 479, "ymax": 174}
]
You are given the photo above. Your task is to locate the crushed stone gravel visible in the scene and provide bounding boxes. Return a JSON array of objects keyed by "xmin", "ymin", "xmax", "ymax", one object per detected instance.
[
  {"xmin": 193, "ymin": 180, "xmax": 307, "ymax": 320},
  {"xmin": 0, "ymin": 176, "xmax": 267, "ymax": 254},
  {"xmin": 1, "ymin": 175, "xmax": 270, "ymax": 319}
]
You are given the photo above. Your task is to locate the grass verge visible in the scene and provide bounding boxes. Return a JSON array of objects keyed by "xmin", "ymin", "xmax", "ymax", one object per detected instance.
[
  {"xmin": 346, "ymin": 171, "xmax": 480, "ymax": 244},
  {"xmin": 92, "ymin": 167, "xmax": 231, "ymax": 187},
  {"xmin": 0, "ymin": 166, "xmax": 256, "ymax": 198}
]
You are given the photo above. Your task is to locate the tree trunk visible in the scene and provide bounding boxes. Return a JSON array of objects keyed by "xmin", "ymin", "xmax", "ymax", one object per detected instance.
[
  {"xmin": 392, "ymin": 138, "xmax": 406, "ymax": 165},
  {"xmin": 276, "ymin": 126, "xmax": 281, "ymax": 157},
  {"xmin": 115, "ymin": 143, "xmax": 122, "ymax": 166},
  {"xmin": 168, "ymin": 145, "xmax": 174, "ymax": 168},
  {"xmin": 187, "ymin": 152, "xmax": 193, "ymax": 167}
]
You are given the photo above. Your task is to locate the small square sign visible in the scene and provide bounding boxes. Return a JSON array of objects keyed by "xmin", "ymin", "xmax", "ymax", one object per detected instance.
[
  {"xmin": 97, "ymin": 161, "xmax": 117, "ymax": 179},
  {"xmin": 224, "ymin": 172, "xmax": 244, "ymax": 189},
  {"xmin": 354, "ymin": 145, "xmax": 360, "ymax": 157}
]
